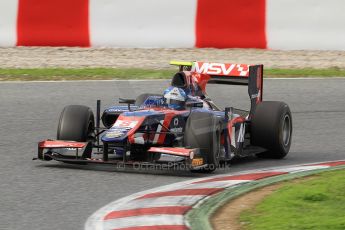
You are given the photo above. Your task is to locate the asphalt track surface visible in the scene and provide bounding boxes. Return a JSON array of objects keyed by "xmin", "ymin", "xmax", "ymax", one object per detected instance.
[{"xmin": 1, "ymin": 78, "xmax": 345, "ymax": 230}]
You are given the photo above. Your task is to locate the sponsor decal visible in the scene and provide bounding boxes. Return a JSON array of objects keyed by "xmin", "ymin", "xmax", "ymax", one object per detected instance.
[
  {"xmin": 192, "ymin": 158, "xmax": 204, "ymax": 167},
  {"xmin": 173, "ymin": 117, "xmax": 179, "ymax": 126},
  {"xmin": 192, "ymin": 62, "xmax": 250, "ymax": 76},
  {"xmin": 237, "ymin": 124, "xmax": 245, "ymax": 143},
  {"xmin": 106, "ymin": 130, "xmax": 124, "ymax": 138},
  {"xmin": 170, "ymin": 117, "xmax": 184, "ymax": 134},
  {"xmin": 251, "ymin": 93, "xmax": 259, "ymax": 99},
  {"xmin": 107, "ymin": 108, "xmax": 126, "ymax": 112},
  {"xmin": 170, "ymin": 127, "xmax": 183, "ymax": 133},
  {"xmin": 113, "ymin": 120, "xmax": 138, "ymax": 129},
  {"xmin": 153, "ymin": 120, "xmax": 164, "ymax": 144}
]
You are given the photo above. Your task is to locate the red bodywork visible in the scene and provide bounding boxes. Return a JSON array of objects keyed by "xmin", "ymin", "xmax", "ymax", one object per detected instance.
[
  {"xmin": 112, "ymin": 108, "xmax": 188, "ymax": 145},
  {"xmin": 148, "ymin": 147, "xmax": 195, "ymax": 157},
  {"xmin": 39, "ymin": 140, "xmax": 87, "ymax": 149}
]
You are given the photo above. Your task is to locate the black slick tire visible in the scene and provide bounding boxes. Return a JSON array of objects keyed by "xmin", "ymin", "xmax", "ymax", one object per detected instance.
[
  {"xmin": 251, "ymin": 101, "xmax": 292, "ymax": 159},
  {"xmin": 57, "ymin": 105, "xmax": 95, "ymax": 142},
  {"xmin": 184, "ymin": 112, "xmax": 221, "ymax": 172}
]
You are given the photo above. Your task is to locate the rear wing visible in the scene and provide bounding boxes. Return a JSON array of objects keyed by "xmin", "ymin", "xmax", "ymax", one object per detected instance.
[{"xmin": 170, "ymin": 61, "xmax": 264, "ymax": 116}]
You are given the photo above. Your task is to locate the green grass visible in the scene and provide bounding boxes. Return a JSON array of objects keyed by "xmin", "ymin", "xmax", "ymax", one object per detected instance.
[
  {"xmin": 0, "ymin": 67, "xmax": 345, "ymax": 81},
  {"xmin": 240, "ymin": 169, "xmax": 345, "ymax": 230},
  {"xmin": 0, "ymin": 68, "xmax": 176, "ymax": 81},
  {"xmin": 265, "ymin": 68, "xmax": 345, "ymax": 77}
]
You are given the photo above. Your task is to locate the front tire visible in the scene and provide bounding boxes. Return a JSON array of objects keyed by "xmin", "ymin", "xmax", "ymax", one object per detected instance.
[
  {"xmin": 251, "ymin": 101, "xmax": 292, "ymax": 159},
  {"xmin": 184, "ymin": 112, "xmax": 221, "ymax": 172},
  {"xmin": 57, "ymin": 105, "xmax": 95, "ymax": 142}
]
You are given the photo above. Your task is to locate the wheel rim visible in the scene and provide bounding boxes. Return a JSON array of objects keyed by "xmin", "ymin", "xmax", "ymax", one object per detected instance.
[{"xmin": 282, "ymin": 114, "xmax": 291, "ymax": 146}]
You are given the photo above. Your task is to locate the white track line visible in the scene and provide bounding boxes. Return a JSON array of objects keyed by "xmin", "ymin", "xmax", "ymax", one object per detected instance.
[
  {"xmin": 103, "ymin": 215, "xmax": 184, "ymax": 229},
  {"xmin": 182, "ymin": 180, "xmax": 248, "ymax": 189},
  {"xmin": 105, "ymin": 195, "xmax": 205, "ymax": 211}
]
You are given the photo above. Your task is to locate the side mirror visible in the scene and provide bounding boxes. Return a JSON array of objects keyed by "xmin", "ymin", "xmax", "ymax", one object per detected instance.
[
  {"xmin": 119, "ymin": 98, "xmax": 136, "ymax": 104},
  {"xmin": 186, "ymin": 101, "xmax": 204, "ymax": 108},
  {"xmin": 119, "ymin": 98, "xmax": 136, "ymax": 111}
]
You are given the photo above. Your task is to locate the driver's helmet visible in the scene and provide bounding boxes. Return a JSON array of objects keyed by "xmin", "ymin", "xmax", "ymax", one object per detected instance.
[{"xmin": 163, "ymin": 86, "xmax": 188, "ymax": 110}]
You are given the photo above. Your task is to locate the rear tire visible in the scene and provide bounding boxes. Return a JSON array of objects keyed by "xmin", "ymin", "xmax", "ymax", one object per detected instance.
[
  {"xmin": 57, "ymin": 105, "xmax": 95, "ymax": 142},
  {"xmin": 135, "ymin": 93, "xmax": 161, "ymax": 106},
  {"xmin": 184, "ymin": 112, "xmax": 221, "ymax": 172},
  {"xmin": 251, "ymin": 101, "xmax": 292, "ymax": 159}
]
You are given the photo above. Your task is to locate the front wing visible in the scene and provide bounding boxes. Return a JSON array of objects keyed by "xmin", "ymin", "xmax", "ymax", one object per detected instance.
[{"xmin": 35, "ymin": 140, "xmax": 208, "ymax": 170}]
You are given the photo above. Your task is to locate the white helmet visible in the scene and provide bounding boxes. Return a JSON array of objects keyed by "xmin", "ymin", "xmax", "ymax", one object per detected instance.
[{"xmin": 163, "ymin": 86, "xmax": 187, "ymax": 110}]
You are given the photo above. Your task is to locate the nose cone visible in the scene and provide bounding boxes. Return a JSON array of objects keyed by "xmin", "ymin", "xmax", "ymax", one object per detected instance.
[{"xmin": 101, "ymin": 115, "xmax": 146, "ymax": 143}]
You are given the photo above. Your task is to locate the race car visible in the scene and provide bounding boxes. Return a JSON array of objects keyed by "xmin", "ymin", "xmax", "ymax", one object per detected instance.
[{"xmin": 35, "ymin": 61, "xmax": 292, "ymax": 172}]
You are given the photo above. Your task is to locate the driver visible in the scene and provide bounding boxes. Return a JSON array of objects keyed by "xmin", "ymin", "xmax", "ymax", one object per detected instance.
[
  {"xmin": 163, "ymin": 86, "xmax": 210, "ymax": 110},
  {"xmin": 163, "ymin": 86, "xmax": 188, "ymax": 110}
]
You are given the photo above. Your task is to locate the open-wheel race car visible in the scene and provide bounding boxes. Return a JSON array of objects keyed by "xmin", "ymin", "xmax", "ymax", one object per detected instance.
[{"xmin": 36, "ymin": 61, "xmax": 292, "ymax": 172}]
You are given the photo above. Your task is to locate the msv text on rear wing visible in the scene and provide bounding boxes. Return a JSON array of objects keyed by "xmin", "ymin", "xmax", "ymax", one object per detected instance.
[{"xmin": 170, "ymin": 61, "xmax": 264, "ymax": 116}]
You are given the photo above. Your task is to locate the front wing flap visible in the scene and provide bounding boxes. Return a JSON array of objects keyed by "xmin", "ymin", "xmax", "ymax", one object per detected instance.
[
  {"xmin": 148, "ymin": 147, "xmax": 207, "ymax": 169},
  {"xmin": 37, "ymin": 140, "xmax": 92, "ymax": 161}
]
